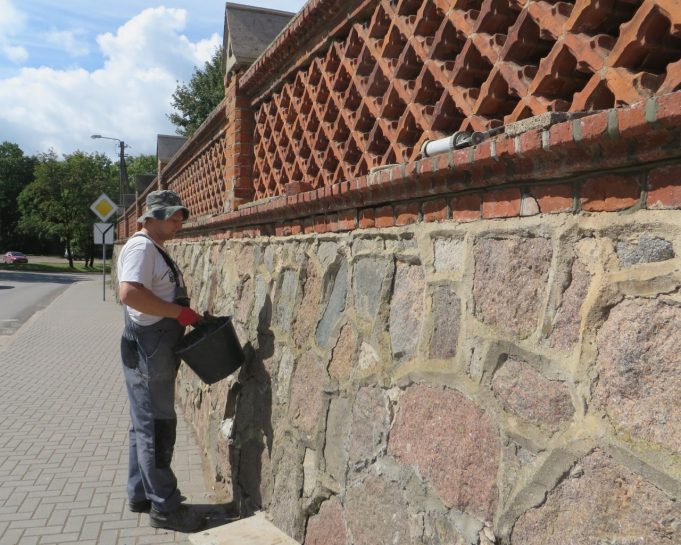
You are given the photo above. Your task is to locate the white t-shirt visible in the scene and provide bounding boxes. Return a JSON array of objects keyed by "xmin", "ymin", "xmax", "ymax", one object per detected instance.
[{"xmin": 117, "ymin": 235, "xmax": 179, "ymax": 326}]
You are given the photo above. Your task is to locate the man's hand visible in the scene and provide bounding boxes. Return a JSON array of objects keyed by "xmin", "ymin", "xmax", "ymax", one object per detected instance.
[{"xmin": 176, "ymin": 307, "xmax": 201, "ymax": 326}]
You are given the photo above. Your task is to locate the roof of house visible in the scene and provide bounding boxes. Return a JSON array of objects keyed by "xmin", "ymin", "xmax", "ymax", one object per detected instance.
[
  {"xmin": 156, "ymin": 134, "xmax": 187, "ymax": 163},
  {"xmin": 223, "ymin": 3, "xmax": 295, "ymax": 75}
]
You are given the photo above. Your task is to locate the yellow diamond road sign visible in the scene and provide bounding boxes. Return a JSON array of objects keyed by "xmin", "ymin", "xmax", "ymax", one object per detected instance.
[{"xmin": 90, "ymin": 193, "xmax": 117, "ymax": 221}]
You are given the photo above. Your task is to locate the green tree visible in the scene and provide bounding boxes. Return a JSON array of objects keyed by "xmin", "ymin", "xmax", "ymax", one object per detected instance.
[
  {"xmin": 18, "ymin": 150, "xmax": 117, "ymax": 267},
  {"xmin": 0, "ymin": 142, "xmax": 36, "ymax": 249},
  {"xmin": 125, "ymin": 154, "xmax": 157, "ymax": 192},
  {"xmin": 168, "ymin": 46, "xmax": 225, "ymax": 137}
]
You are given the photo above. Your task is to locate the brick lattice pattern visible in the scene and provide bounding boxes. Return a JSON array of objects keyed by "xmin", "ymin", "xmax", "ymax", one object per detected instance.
[
  {"xmin": 167, "ymin": 131, "xmax": 229, "ymax": 219},
  {"xmin": 251, "ymin": 0, "xmax": 681, "ymax": 199}
]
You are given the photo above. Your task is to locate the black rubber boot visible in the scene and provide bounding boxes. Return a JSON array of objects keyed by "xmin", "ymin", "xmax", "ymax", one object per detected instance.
[
  {"xmin": 128, "ymin": 499, "xmax": 151, "ymax": 513},
  {"xmin": 149, "ymin": 505, "xmax": 205, "ymax": 533},
  {"xmin": 129, "ymin": 490, "xmax": 185, "ymax": 514}
]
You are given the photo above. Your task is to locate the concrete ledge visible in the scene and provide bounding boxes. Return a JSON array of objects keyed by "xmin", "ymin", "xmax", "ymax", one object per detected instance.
[{"xmin": 189, "ymin": 512, "xmax": 300, "ymax": 545}]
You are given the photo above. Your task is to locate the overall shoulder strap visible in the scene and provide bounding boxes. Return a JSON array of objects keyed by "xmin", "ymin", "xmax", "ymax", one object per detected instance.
[{"xmin": 133, "ymin": 233, "xmax": 181, "ymax": 287}]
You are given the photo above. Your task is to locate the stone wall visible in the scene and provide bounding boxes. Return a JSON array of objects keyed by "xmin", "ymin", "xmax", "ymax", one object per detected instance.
[
  {"xmin": 110, "ymin": 0, "xmax": 681, "ymax": 540},
  {"xmin": 166, "ymin": 204, "xmax": 681, "ymax": 544}
]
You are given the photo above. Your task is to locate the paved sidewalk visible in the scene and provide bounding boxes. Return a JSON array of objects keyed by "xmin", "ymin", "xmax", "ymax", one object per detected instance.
[{"xmin": 0, "ymin": 276, "xmax": 220, "ymax": 544}]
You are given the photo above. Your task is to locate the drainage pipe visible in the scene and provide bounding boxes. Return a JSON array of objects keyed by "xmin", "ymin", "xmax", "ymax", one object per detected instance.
[
  {"xmin": 421, "ymin": 127, "xmax": 506, "ymax": 158},
  {"xmin": 420, "ymin": 131, "xmax": 472, "ymax": 157}
]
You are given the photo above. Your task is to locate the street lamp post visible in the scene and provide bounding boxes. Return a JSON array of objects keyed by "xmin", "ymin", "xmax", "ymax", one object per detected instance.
[
  {"xmin": 91, "ymin": 134, "xmax": 127, "ymax": 215},
  {"xmin": 90, "ymin": 134, "xmax": 127, "ymax": 300}
]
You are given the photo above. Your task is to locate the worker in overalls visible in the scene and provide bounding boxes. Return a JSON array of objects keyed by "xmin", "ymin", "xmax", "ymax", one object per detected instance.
[{"xmin": 117, "ymin": 190, "xmax": 204, "ymax": 533}]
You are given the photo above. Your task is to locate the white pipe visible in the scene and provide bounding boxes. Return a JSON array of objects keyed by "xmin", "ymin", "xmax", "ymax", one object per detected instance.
[
  {"xmin": 420, "ymin": 135, "xmax": 455, "ymax": 157},
  {"xmin": 420, "ymin": 131, "xmax": 472, "ymax": 157}
]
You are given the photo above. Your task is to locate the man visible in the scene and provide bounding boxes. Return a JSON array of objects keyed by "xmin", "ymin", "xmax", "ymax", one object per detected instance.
[{"xmin": 117, "ymin": 190, "xmax": 204, "ymax": 533}]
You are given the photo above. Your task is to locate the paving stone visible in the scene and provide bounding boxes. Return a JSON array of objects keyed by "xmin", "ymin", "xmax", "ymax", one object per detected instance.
[
  {"xmin": 0, "ymin": 529, "xmax": 24, "ymax": 545},
  {"xmin": 0, "ymin": 278, "xmax": 213, "ymax": 545}
]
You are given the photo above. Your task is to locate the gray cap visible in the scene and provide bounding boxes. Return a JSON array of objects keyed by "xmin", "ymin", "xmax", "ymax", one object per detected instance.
[{"xmin": 137, "ymin": 190, "xmax": 189, "ymax": 223}]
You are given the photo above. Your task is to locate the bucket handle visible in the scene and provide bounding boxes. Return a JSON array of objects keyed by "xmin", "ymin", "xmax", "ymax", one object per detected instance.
[{"xmin": 195, "ymin": 312, "xmax": 223, "ymax": 328}]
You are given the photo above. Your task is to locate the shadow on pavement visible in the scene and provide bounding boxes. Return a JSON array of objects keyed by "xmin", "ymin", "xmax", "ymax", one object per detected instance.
[{"xmin": 193, "ymin": 502, "xmax": 240, "ymax": 531}]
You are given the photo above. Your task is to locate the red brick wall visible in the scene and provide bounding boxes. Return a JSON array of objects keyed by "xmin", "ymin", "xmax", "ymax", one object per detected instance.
[
  {"xmin": 117, "ymin": 0, "xmax": 681, "ymax": 241},
  {"xmin": 246, "ymin": 0, "xmax": 681, "ymax": 199},
  {"xmin": 224, "ymin": 77, "xmax": 256, "ymax": 209},
  {"xmin": 170, "ymin": 91, "xmax": 681, "ymax": 242}
]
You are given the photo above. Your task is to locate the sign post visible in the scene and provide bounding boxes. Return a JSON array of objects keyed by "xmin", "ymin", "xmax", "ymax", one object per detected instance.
[
  {"xmin": 94, "ymin": 223, "xmax": 114, "ymax": 301},
  {"xmin": 90, "ymin": 194, "xmax": 117, "ymax": 301}
]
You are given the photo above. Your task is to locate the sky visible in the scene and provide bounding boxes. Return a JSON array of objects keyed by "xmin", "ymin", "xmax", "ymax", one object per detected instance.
[{"xmin": 0, "ymin": 0, "xmax": 305, "ymax": 160}]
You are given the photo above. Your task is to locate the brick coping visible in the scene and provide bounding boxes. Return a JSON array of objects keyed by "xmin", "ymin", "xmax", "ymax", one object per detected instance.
[{"xmin": 171, "ymin": 91, "xmax": 681, "ymax": 239}]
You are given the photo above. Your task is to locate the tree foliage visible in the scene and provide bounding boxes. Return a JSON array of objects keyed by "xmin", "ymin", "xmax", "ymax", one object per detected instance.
[
  {"xmin": 168, "ymin": 47, "xmax": 225, "ymax": 137},
  {"xmin": 0, "ymin": 142, "xmax": 35, "ymax": 249},
  {"xmin": 17, "ymin": 150, "xmax": 117, "ymax": 267},
  {"xmin": 125, "ymin": 154, "xmax": 157, "ymax": 191}
]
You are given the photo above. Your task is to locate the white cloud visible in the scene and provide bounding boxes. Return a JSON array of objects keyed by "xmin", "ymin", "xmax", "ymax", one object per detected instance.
[
  {"xmin": 0, "ymin": 7, "xmax": 221, "ymax": 156},
  {"xmin": 2, "ymin": 44, "xmax": 27, "ymax": 63},
  {"xmin": 96, "ymin": 8, "xmax": 214, "ymax": 76},
  {"xmin": 43, "ymin": 29, "xmax": 90, "ymax": 57},
  {"xmin": 0, "ymin": 0, "xmax": 27, "ymax": 64},
  {"xmin": 0, "ymin": 0, "xmax": 25, "ymax": 32}
]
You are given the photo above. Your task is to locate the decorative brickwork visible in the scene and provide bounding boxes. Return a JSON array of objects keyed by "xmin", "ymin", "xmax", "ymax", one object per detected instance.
[
  {"xmin": 116, "ymin": 1, "xmax": 681, "ymax": 241},
  {"xmin": 167, "ymin": 133, "xmax": 228, "ymax": 217},
  {"xmin": 249, "ymin": 0, "xmax": 681, "ymax": 198},
  {"xmin": 149, "ymin": 92, "xmax": 680, "ymax": 242},
  {"xmin": 163, "ymin": 101, "xmax": 229, "ymax": 220},
  {"xmin": 124, "ymin": 208, "xmax": 137, "ymax": 240}
]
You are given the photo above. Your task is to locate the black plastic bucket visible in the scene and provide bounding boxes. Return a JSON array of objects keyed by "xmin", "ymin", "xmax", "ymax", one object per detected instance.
[{"xmin": 175, "ymin": 316, "xmax": 245, "ymax": 384}]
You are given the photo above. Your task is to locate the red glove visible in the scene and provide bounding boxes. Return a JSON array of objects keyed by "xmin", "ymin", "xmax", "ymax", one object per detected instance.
[{"xmin": 177, "ymin": 307, "xmax": 201, "ymax": 326}]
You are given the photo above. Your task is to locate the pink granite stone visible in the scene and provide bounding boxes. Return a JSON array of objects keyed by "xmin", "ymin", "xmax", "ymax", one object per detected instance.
[
  {"xmin": 546, "ymin": 259, "xmax": 590, "ymax": 350},
  {"xmin": 293, "ymin": 261, "xmax": 323, "ymax": 347},
  {"xmin": 389, "ymin": 262, "xmax": 426, "ymax": 361},
  {"xmin": 473, "ymin": 237, "xmax": 552, "ymax": 339},
  {"xmin": 304, "ymin": 497, "xmax": 346, "ymax": 545},
  {"xmin": 491, "ymin": 358, "xmax": 574, "ymax": 431},
  {"xmin": 388, "ymin": 385, "xmax": 500, "ymax": 521},
  {"xmin": 512, "ymin": 449, "xmax": 681, "ymax": 544},
  {"xmin": 345, "ymin": 475, "xmax": 413, "ymax": 545},
  {"xmin": 288, "ymin": 351, "xmax": 326, "ymax": 436},
  {"xmin": 348, "ymin": 387, "xmax": 390, "ymax": 469},
  {"xmin": 329, "ymin": 323, "xmax": 357, "ymax": 384},
  {"xmin": 593, "ymin": 298, "xmax": 681, "ymax": 454}
]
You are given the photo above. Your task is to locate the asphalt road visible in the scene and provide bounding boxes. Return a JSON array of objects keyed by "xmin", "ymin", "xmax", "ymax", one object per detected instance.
[{"xmin": 0, "ymin": 269, "xmax": 84, "ymax": 339}]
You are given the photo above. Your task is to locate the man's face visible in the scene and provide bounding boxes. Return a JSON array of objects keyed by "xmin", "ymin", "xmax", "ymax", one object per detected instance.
[{"xmin": 148, "ymin": 210, "xmax": 185, "ymax": 241}]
